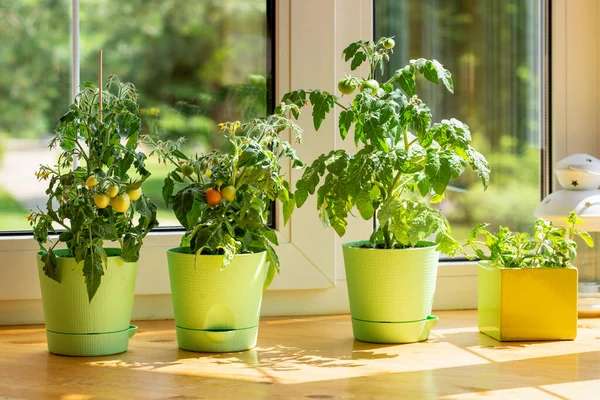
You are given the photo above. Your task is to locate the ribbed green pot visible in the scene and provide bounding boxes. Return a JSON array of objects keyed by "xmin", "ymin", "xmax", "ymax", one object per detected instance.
[
  {"xmin": 343, "ymin": 241, "xmax": 440, "ymax": 344},
  {"xmin": 37, "ymin": 248, "xmax": 138, "ymax": 356},
  {"xmin": 167, "ymin": 248, "xmax": 266, "ymax": 352}
]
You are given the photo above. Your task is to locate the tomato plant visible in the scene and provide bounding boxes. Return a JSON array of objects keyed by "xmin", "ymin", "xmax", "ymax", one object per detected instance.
[
  {"xmin": 278, "ymin": 37, "xmax": 491, "ymax": 255},
  {"xmin": 467, "ymin": 212, "xmax": 593, "ymax": 268},
  {"xmin": 29, "ymin": 76, "xmax": 158, "ymax": 301},
  {"xmin": 150, "ymin": 102, "xmax": 304, "ymax": 289}
]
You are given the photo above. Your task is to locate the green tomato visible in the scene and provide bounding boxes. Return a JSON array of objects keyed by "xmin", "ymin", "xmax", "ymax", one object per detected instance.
[
  {"xmin": 360, "ymin": 79, "xmax": 380, "ymax": 94},
  {"xmin": 181, "ymin": 164, "xmax": 194, "ymax": 177},
  {"xmin": 337, "ymin": 78, "xmax": 357, "ymax": 95},
  {"xmin": 383, "ymin": 38, "xmax": 395, "ymax": 50}
]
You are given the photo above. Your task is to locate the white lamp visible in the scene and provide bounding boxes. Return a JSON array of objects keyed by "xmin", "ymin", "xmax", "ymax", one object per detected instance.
[{"xmin": 536, "ymin": 153, "xmax": 600, "ymax": 314}]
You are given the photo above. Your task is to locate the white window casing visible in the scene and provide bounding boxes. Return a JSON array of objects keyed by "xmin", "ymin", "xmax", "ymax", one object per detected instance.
[{"xmin": 0, "ymin": 0, "xmax": 575, "ymax": 324}]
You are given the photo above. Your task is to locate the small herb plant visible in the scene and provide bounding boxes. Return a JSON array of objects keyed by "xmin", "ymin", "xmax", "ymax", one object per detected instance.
[
  {"xmin": 278, "ymin": 37, "xmax": 490, "ymax": 254},
  {"xmin": 29, "ymin": 76, "xmax": 158, "ymax": 301},
  {"xmin": 467, "ymin": 212, "xmax": 594, "ymax": 268},
  {"xmin": 152, "ymin": 103, "xmax": 304, "ymax": 289}
]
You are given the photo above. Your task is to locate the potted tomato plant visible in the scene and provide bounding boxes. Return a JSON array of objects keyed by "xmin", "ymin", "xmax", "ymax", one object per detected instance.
[
  {"xmin": 279, "ymin": 37, "xmax": 490, "ymax": 343},
  {"xmin": 467, "ymin": 212, "xmax": 593, "ymax": 341},
  {"xmin": 29, "ymin": 76, "xmax": 158, "ymax": 356},
  {"xmin": 152, "ymin": 104, "xmax": 302, "ymax": 352}
]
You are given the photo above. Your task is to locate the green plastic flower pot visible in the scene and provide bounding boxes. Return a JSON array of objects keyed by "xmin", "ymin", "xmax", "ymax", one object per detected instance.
[
  {"xmin": 37, "ymin": 248, "xmax": 138, "ymax": 356},
  {"xmin": 343, "ymin": 241, "xmax": 440, "ymax": 344},
  {"xmin": 167, "ymin": 248, "xmax": 267, "ymax": 352}
]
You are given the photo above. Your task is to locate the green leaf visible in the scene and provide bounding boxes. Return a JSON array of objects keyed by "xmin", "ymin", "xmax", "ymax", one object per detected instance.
[
  {"xmin": 411, "ymin": 58, "xmax": 454, "ymax": 94},
  {"xmin": 41, "ymin": 249, "xmax": 60, "ymax": 283},
  {"xmin": 436, "ymin": 230, "xmax": 461, "ymax": 257},
  {"xmin": 356, "ymin": 190, "xmax": 374, "ymax": 220},
  {"xmin": 577, "ymin": 231, "xmax": 595, "ymax": 248},
  {"xmin": 263, "ymin": 228, "xmax": 279, "ymax": 246},
  {"xmin": 465, "ymin": 146, "xmax": 490, "ymax": 189},
  {"xmin": 394, "ymin": 66, "xmax": 416, "ymax": 97},
  {"xmin": 262, "ymin": 241, "xmax": 280, "ymax": 290},
  {"xmin": 94, "ymin": 221, "xmax": 119, "ymax": 240},
  {"xmin": 185, "ymin": 200, "xmax": 205, "ymax": 231},
  {"xmin": 282, "ymin": 195, "xmax": 295, "ymax": 225},
  {"xmin": 432, "ymin": 60, "xmax": 454, "ymax": 93},
  {"xmin": 415, "ymin": 172, "xmax": 430, "ymax": 197},
  {"xmin": 162, "ymin": 176, "xmax": 175, "ymax": 206},
  {"xmin": 121, "ymin": 233, "xmax": 143, "ymax": 262},
  {"xmin": 338, "ymin": 110, "xmax": 355, "ymax": 140},
  {"xmin": 350, "ymin": 51, "xmax": 367, "ymax": 70},
  {"xmin": 295, "ymin": 187, "xmax": 309, "ymax": 208},
  {"xmin": 83, "ymin": 246, "xmax": 106, "ymax": 302},
  {"xmin": 342, "ymin": 41, "xmax": 361, "ymax": 61},
  {"xmin": 309, "ymin": 91, "xmax": 336, "ymax": 131}
]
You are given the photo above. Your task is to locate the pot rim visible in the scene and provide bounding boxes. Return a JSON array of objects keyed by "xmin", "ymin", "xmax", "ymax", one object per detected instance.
[
  {"xmin": 167, "ymin": 246, "xmax": 267, "ymax": 257},
  {"xmin": 342, "ymin": 240, "xmax": 437, "ymax": 251},
  {"xmin": 478, "ymin": 260, "xmax": 577, "ymax": 270},
  {"xmin": 37, "ymin": 248, "xmax": 123, "ymax": 258}
]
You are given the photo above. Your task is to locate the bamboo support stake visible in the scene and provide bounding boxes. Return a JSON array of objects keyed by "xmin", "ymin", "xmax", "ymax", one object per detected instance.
[{"xmin": 98, "ymin": 50, "xmax": 103, "ymax": 122}]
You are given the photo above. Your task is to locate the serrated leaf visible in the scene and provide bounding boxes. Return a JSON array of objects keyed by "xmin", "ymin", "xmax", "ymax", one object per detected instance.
[
  {"xmin": 83, "ymin": 246, "xmax": 105, "ymax": 302},
  {"xmin": 41, "ymin": 249, "xmax": 60, "ymax": 283},
  {"xmin": 356, "ymin": 191, "xmax": 374, "ymax": 220},
  {"xmin": 309, "ymin": 91, "xmax": 335, "ymax": 131},
  {"xmin": 395, "ymin": 66, "xmax": 416, "ymax": 97},
  {"xmin": 351, "ymin": 51, "xmax": 367, "ymax": 70},
  {"xmin": 342, "ymin": 42, "xmax": 361, "ymax": 61},
  {"xmin": 465, "ymin": 146, "xmax": 490, "ymax": 189},
  {"xmin": 162, "ymin": 176, "xmax": 175, "ymax": 206},
  {"xmin": 339, "ymin": 110, "xmax": 355, "ymax": 140},
  {"xmin": 262, "ymin": 242, "xmax": 280, "ymax": 290}
]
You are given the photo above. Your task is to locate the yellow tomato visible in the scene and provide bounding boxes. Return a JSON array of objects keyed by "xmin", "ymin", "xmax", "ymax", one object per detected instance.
[
  {"xmin": 126, "ymin": 187, "xmax": 142, "ymax": 201},
  {"xmin": 85, "ymin": 176, "xmax": 98, "ymax": 187},
  {"xmin": 221, "ymin": 185, "xmax": 236, "ymax": 202},
  {"xmin": 93, "ymin": 193, "xmax": 110, "ymax": 209},
  {"xmin": 111, "ymin": 193, "xmax": 131, "ymax": 213},
  {"xmin": 108, "ymin": 185, "xmax": 119, "ymax": 198}
]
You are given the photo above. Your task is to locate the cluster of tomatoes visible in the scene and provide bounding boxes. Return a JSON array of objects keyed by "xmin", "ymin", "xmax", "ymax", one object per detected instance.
[
  {"xmin": 205, "ymin": 185, "xmax": 236, "ymax": 207},
  {"xmin": 181, "ymin": 164, "xmax": 236, "ymax": 207},
  {"xmin": 86, "ymin": 176, "xmax": 141, "ymax": 213},
  {"xmin": 337, "ymin": 38, "xmax": 394, "ymax": 97}
]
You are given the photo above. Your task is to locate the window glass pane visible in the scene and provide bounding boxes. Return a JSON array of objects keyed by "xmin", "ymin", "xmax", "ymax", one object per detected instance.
[
  {"xmin": 80, "ymin": 0, "xmax": 269, "ymax": 227},
  {"xmin": 375, "ymin": 0, "xmax": 542, "ymax": 250},
  {"xmin": 0, "ymin": 0, "xmax": 270, "ymax": 232},
  {"xmin": 0, "ymin": 0, "xmax": 71, "ymax": 232}
]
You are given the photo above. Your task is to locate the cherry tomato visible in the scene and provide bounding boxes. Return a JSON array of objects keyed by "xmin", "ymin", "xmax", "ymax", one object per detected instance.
[
  {"xmin": 108, "ymin": 185, "xmax": 119, "ymax": 198},
  {"xmin": 126, "ymin": 187, "xmax": 142, "ymax": 201},
  {"xmin": 86, "ymin": 176, "xmax": 98, "ymax": 187},
  {"xmin": 383, "ymin": 38, "xmax": 395, "ymax": 50},
  {"xmin": 111, "ymin": 193, "xmax": 131, "ymax": 213},
  {"xmin": 205, "ymin": 188, "xmax": 222, "ymax": 206},
  {"xmin": 93, "ymin": 193, "xmax": 110, "ymax": 209},
  {"xmin": 338, "ymin": 78, "xmax": 357, "ymax": 95},
  {"xmin": 360, "ymin": 79, "xmax": 380, "ymax": 94},
  {"xmin": 221, "ymin": 186, "xmax": 236, "ymax": 202}
]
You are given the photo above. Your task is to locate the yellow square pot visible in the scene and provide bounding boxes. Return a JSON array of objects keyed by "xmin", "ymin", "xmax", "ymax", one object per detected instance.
[{"xmin": 478, "ymin": 262, "xmax": 578, "ymax": 341}]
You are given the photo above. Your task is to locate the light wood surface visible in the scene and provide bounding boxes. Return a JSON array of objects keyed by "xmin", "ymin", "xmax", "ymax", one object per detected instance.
[{"xmin": 1, "ymin": 311, "xmax": 600, "ymax": 399}]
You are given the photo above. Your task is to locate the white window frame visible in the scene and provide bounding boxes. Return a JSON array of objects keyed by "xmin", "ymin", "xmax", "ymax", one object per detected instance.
[{"xmin": 0, "ymin": 0, "xmax": 571, "ymax": 324}]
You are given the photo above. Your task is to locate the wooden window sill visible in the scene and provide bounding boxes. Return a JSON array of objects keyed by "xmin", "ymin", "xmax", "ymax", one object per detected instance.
[{"xmin": 1, "ymin": 310, "xmax": 600, "ymax": 398}]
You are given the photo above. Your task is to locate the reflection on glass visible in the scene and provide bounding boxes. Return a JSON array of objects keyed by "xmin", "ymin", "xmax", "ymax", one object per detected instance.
[
  {"xmin": 0, "ymin": 0, "xmax": 269, "ymax": 231},
  {"xmin": 375, "ymin": 0, "xmax": 542, "ymax": 250},
  {"xmin": 0, "ymin": 0, "xmax": 71, "ymax": 232}
]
